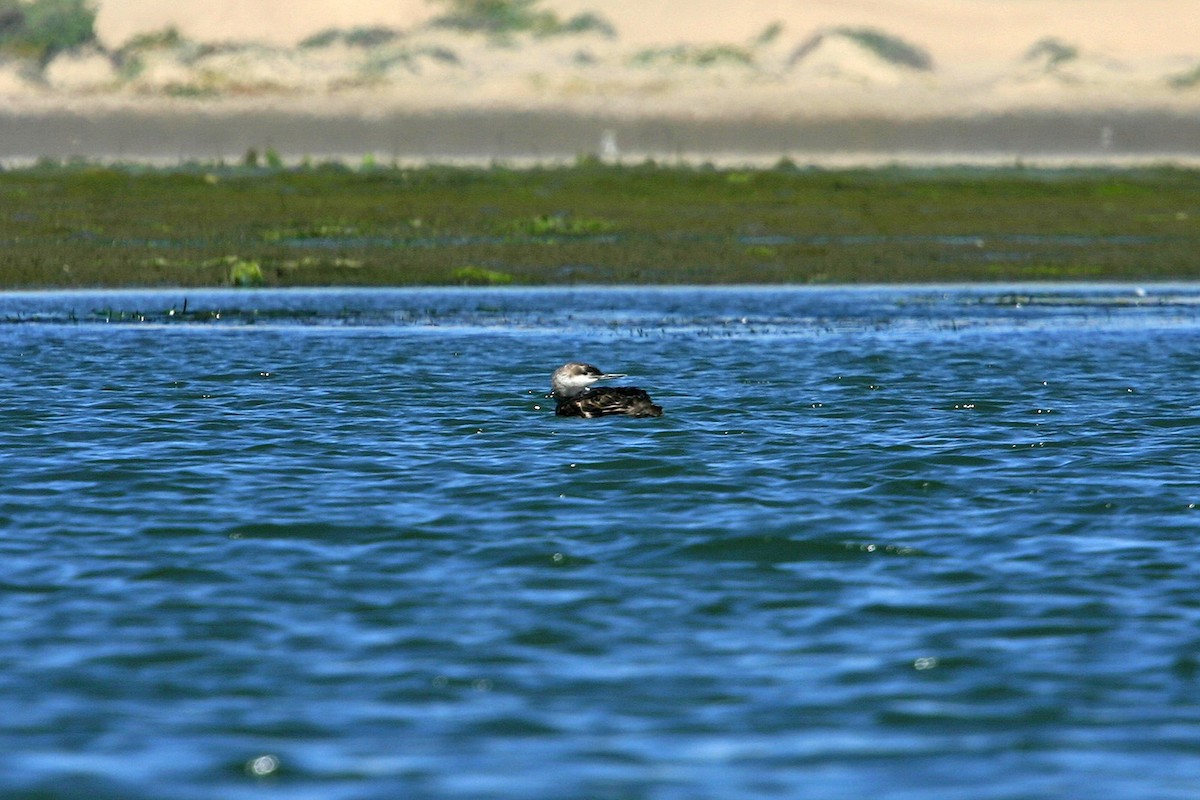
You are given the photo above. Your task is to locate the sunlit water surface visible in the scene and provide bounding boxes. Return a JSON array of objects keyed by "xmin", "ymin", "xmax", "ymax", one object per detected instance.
[{"xmin": 3, "ymin": 285, "xmax": 1200, "ymax": 799}]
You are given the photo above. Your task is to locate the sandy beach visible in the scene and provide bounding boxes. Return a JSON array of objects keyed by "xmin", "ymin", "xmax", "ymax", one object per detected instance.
[{"xmin": 2, "ymin": 0, "xmax": 1199, "ymax": 163}]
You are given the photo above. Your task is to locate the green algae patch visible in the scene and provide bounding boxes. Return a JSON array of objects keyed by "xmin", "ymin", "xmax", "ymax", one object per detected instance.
[
  {"xmin": 229, "ymin": 259, "xmax": 265, "ymax": 287},
  {"xmin": 503, "ymin": 213, "xmax": 615, "ymax": 238},
  {"xmin": 2, "ymin": 162, "xmax": 1199, "ymax": 288},
  {"xmin": 451, "ymin": 265, "xmax": 513, "ymax": 285}
]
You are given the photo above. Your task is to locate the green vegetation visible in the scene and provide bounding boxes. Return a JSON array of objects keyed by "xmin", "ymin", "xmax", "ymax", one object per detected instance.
[
  {"xmin": 504, "ymin": 213, "xmax": 613, "ymax": 237},
  {"xmin": 632, "ymin": 24, "xmax": 786, "ymax": 70},
  {"xmin": 113, "ymin": 26, "xmax": 182, "ymax": 81},
  {"xmin": 451, "ymin": 265, "xmax": 513, "ymax": 285},
  {"xmin": 0, "ymin": 0, "xmax": 96, "ymax": 65},
  {"xmin": 792, "ymin": 27, "xmax": 933, "ymax": 71},
  {"xmin": 752, "ymin": 22, "xmax": 784, "ymax": 48},
  {"xmin": 228, "ymin": 259, "xmax": 264, "ymax": 287},
  {"xmin": 1168, "ymin": 63, "xmax": 1200, "ymax": 89},
  {"xmin": 835, "ymin": 27, "xmax": 933, "ymax": 71},
  {"xmin": 356, "ymin": 44, "xmax": 460, "ymax": 82},
  {"xmin": 118, "ymin": 25, "xmax": 183, "ymax": 52},
  {"xmin": 1, "ymin": 161, "xmax": 1198, "ymax": 288},
  {"xmin": 631, "ymin": 43, "xmax": 754, "ymax": 69},
  {"xmin": 429, "ymin": 0, "xmax": 614, "ymax": 39},
  {"xmin": 1025, "ymin": 37, "xmax": 1079, "ymax": 69},
  {"xmin": 300, "ymin": 26, "xmax": 403, "ymax": 49}
]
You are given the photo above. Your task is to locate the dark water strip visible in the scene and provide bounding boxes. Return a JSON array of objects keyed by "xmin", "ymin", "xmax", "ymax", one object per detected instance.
[
  {"xmin": 3, "ymin": 110, "xmax": 1200, "ymax": 162},
  {"xmin": 4, "ymin": 285, "xmax": 1200, "ymax": 330}
]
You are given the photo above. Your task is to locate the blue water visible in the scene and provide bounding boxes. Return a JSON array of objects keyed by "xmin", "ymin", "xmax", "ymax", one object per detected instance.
[{"xmin": 3, "ymin": 285, "xmax": 1200, "ymax": 799}]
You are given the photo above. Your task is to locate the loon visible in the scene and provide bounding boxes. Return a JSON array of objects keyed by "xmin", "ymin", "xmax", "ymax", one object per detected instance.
[{"xmin": 551, "ymin": 362, "xmax": 663, "ymax": 418}]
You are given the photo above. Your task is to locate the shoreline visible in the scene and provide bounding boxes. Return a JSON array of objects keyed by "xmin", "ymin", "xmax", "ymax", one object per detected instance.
[{"xmin": 4, "ymin": 108, "xmax": 1200, "ymax": 167}]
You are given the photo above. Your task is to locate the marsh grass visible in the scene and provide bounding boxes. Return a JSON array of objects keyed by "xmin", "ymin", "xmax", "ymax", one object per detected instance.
[{"xmin": 1, "ymin": 161, "xmax": 1198, "ymax": 288}]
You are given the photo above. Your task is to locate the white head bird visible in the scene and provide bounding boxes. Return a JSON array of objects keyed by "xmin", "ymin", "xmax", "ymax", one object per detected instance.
[{"xmin": 549, "ymin": 362, "xmax": 662, "ymax": 418}]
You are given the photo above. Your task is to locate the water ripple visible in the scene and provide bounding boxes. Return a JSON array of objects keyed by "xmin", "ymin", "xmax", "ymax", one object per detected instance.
[{"xmin": 3, "ymin": 286, "xmax": 1200, "ymax": 799}]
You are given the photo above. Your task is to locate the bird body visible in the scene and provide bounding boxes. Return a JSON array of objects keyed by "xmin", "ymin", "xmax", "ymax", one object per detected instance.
[{"xmin": 550, "ymin": 362, "xmax": 663, "ymax": 418}]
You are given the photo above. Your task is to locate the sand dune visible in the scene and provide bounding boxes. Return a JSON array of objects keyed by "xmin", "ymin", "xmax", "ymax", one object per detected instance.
[
  {"xmin": 92, "ymin": 0, "xmax": 1199, "ymax": 65},
  {"xmin": 2, "ymin": 1, "xmax": 1199, "ymax": 162},
  {"xmin": 0, "ymin": 1, "xmax": 1173, "ymax": 117}
]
